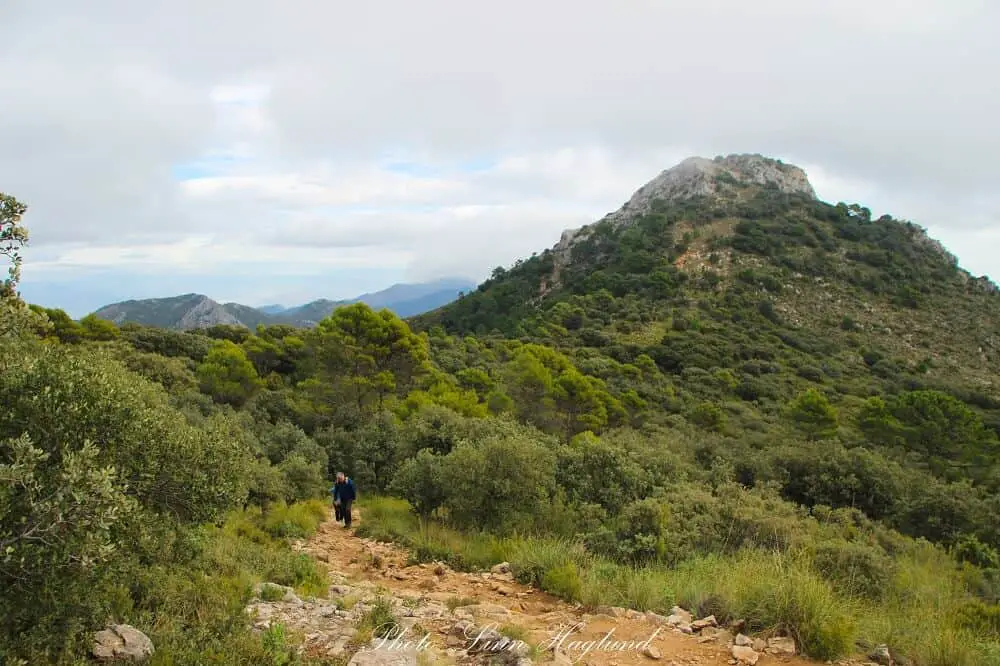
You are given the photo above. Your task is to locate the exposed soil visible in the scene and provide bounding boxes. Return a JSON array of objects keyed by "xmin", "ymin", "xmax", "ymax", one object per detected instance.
[{"xmin": 279, "ymin": 508, "xmax": 860, "ymax": 666}]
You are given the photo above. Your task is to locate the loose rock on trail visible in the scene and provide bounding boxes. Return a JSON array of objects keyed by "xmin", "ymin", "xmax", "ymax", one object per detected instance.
[{"xmin": 245, "ymin": 508, "xmax": 873, "ymax": 665}]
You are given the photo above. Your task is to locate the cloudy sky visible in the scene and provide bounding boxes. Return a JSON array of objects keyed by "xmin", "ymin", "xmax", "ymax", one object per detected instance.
[{"xmin": 1, "ymin": 1, "xmax": 997, "ymax": 317}]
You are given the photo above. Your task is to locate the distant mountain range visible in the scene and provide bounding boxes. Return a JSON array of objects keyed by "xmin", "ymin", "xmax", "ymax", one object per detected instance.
[{"xmin": 90, "ymin": 277, "xmax": 477, "ymax": 330}]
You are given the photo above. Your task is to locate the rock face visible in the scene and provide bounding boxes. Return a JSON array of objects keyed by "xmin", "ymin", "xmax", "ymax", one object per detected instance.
[
  {"xmin": 606, "ymin": 154, "xmax": 816, "ymax": 225},
  {"xmin": 552, "ymin": 153, "xmax": 817, "ymax": 265},
  {"xmin": 177, "ymin": 295, "xmax": 244, "ymax": 329},
  {"xmin": 92, "ymin": 624, "xmax": 154, "ymax": 661}
]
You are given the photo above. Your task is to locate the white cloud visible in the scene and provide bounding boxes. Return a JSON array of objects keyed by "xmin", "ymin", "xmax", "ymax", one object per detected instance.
[
  {"xmin": 2, "ymin": 0, "xmax": 998, "ymax": 316},
  {"xmin": 28, "ymin": 239, "xmax": 413, "ymax": 277}
]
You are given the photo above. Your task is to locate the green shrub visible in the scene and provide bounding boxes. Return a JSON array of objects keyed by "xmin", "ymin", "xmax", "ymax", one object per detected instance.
[
  {"xmin": 357, "ymin": 595, "xmax": 399, "ymax": 639},
  {"xmin": 541, "ymin": 561, "xmax": 583, "ymax": 602},
  {"xmin": 811, "ymin": 539, "xmax": 896, "ymax": 600},
  {"xmin": 261, "ymin": 584, "xmax": 286, "ymax": 602},
  {"xmin": 262, "ymin": 500, "xmax": 329, "ymax": 539},
  {"xmin": 956, "ymin": 599, "xmax": 1000, "ymax": 638}
]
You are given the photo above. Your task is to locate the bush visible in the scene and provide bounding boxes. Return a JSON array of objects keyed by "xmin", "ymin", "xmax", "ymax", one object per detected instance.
[
  {"xmin": 261, "ymin": 500, "xmax": 329, "ymax": 539},
  {"xmin": 0, "ymin": 342, "xmax": 256, "ymax": 653},
  {"xmin": 438, "ymin": 432, "xmax": 557, "ymax": 533},
  {"xmin": 356, "ymin": 595, "xmax": 399, "ymax": 640},
  {"xmin": 541, "ymin": 561, "xmax": 583, "ymax": 602},
  {"xmin": 956, "ymin": 599, "xmax": 1000, "ymax": 638},
  {"xmin": 810, "ymin": 539, "xmax": 895, "ymax": 600}
]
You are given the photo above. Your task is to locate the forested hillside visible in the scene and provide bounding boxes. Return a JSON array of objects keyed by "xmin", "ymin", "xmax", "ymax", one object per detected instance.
[{"xmin": 3, "ymin": 150, "xmax": 1000, "ymax": 666}]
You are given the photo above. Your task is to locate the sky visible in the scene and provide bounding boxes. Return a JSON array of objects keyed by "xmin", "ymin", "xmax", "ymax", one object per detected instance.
[{"xmin": 1, "ymin": 1, "xmax": 998, "ymax": 318}]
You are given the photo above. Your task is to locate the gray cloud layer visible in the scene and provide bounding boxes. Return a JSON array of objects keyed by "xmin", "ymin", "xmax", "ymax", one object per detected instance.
[{"xmin": 1, "ymin": 0, "xmax": 998, "ymax": 307}]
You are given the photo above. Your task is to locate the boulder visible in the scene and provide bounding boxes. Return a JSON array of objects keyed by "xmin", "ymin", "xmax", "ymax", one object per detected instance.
[
  {"xmin": 664, "ymin": 610, "xmax": 691, "ymax": 627},
  {"xmin": 669, "ymin": 606, "xmax": 692, "ymax": 622},
  {"xmin": 703, "ymin": 628, "xmax": 732, "ymax": 644},
  {"xmin": 645, "ymin": 610, "xmax": 670, "ymax": 625},
  {"xmin": 92, "ymin": 624, "xmax": 154, "ymax": 662},
  {"xmin": 464, "ymin": 625, "xmax": 505, "ymax": 653},
  {"xmin": 869, "ymin": 644, "xmax": 892, "ymax": 665},
  {"xmin": 491, "ymin": 562, "xmax": 512, "ymax": 574},
  {"xmin": 689, "ymin": 615, "xmax": 718, "ymax": 632},
  {"xmin": 450, "ymin": 620, "xmax": 475, "ymax": 638},
  {"xmin": 731, "ymin": 644, "xmax": 760, "ymax": 665},
  {"xmin": 766, "ymin": 635, "xmax": 796, "ymax": 655},
  {"xmin": 642, "ymin": 644, "xmax": 662, "ymax": 660},
  {"xmin": 594, "ymin": 605, "xmax": 628, "ymax": 618}
]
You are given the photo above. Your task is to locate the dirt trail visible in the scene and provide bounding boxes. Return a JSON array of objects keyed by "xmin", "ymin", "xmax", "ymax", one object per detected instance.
[{"xmin": 259, "ymin": 508, "xmax": 855, "ymax": 666}]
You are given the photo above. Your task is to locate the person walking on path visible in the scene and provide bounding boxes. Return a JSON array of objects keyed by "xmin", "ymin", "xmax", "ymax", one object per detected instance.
[
  {"xmin": 330, "ymin": 482, "xmax": 343, "ymax": 522},
  {"xmin": 332, "ymin": 472, "xmax": 356, "ymax": 528}
]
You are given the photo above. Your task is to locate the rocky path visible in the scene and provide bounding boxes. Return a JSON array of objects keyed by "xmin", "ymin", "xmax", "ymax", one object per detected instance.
[{"xmin": 245, "ymin": 509, "xmax": 871, "ymax": 666}]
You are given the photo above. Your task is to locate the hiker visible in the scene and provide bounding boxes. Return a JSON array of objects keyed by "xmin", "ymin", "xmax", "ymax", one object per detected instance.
[
  {"xmin": 332, "ymin": 472, "xmax": 356, "ymax": 528},
  {"xmin": 330, "ymin": 482, "xmax": 343, "ymax": 522}
]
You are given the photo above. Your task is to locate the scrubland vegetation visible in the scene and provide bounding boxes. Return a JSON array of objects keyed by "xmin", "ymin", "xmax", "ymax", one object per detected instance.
[{"xmin": 3, "ymin": 180, "xmax": 1000, "ymax": 664}]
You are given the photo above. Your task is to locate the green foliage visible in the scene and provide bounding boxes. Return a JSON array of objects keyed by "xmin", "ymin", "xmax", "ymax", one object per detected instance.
[
  {"xmin": 860, "ymin": 390, "xmax": 1000, "ymax": 480},
  {"xmin": 1, "ymin": 343, "xmax": 254, "ymax": 523},
  {"xmin": 689, "ymin": 401, "xmax": 727, "ymax": 431},
  {"xmin": 787, "ymin": 388, "xmax": 839, "ymax": 440},
  {"xmin": 0, "ymin": 434, "xmax": 129, "ymax": 643},
  {"xmin": 310, "ymin": 302, "xmax": 429, "ymax": 411},
  {"xmin": 197, "ymin": 339, "xmax": 264, "ymax": 407},
  {"xmin": 118, "ymin": 348, "xmax": 198, "ymax": 392},
  {"xmin": 389, "ymin": 448, "xmax": 446, "ymax": 518},
  {"xmin": 438, "ymin": 432, "xmax": 558, "ymax": 532},
  {"xmin": 541, "ymin": 561, "xmax": 583, "ymax": 601},
  {"xmin": 588, "ymin": 497, "xmax": 671, "ymax": 563},
  {"xmin": 0, "ymin": 193, "xmax": 28, "ymax": 299},
  {"xmin": 7, "ymin": 182, "xmax": 1000, "ymax": 663},
  {"xmin": 79, "ymin": 312, "xmax": 120, "ymax": 340},
  {"xmin": 356, "ymin": 595, "xmax": 399, "ymax": 640},
  {"xmin": 261, "ymin": 500, "xmax": 329, "ymax": 539}
]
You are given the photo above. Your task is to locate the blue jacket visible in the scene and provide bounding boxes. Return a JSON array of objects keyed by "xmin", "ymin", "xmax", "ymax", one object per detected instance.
[{"xmin": 332, "ymin": 478, "xmax": 356, "ymax": 502}]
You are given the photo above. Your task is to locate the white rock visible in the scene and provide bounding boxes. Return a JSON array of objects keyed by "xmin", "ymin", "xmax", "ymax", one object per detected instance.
[
  {"xmin": 766, "ymin": 636, "xmax": 796, "ymax": 654},
  {"xmin": 731, "ymin": 644, "xmax": 760, "ymax": 665},
  {"xmin": 92, "ymin": 624, "xmax": 154, "ymax": 662},
  {"xmin": 490, "ymin": 562, "xmax": 512, "ymax": 574}
]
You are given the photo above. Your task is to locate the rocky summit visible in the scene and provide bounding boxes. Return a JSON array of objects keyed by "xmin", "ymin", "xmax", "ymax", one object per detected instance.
[
  {"xmin": 606, "ymin": 154, "xmax": 817, "ymax": 223},
  {"xmin": 554, "ymin": 153, "xmax": 816, "ymax": 257}
]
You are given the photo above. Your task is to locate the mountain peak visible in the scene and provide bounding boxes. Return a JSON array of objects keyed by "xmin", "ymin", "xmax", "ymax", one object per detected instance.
[
  {"xmin": 555, "ymin": 153, "xmax": 816, "ymax": 253},
  {"xmin": 89, "ymin": 279, "xmax": 477, "ymax": 330},
  {"xmin": 606, "ymin": 153, "xmax": 816, "ymax": 225}
]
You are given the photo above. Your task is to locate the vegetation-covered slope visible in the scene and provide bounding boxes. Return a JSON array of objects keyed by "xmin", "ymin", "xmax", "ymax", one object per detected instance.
[{"xmin": 4, "ymin": 151, "xmax": 1000, "ymax": 666}]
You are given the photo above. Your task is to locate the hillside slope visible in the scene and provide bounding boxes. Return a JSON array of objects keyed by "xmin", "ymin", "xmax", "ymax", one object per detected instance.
[
  {"xmin": 416, "ymin": 153, "xmax": 1000, "ymax": 402},
  {"xmin": 10, "ymin": 162, "xmax": 1000, "ymax": 665},
  {"xmin": 93, "ymin": 293, "xmax": 244, "ymax": 329}
]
